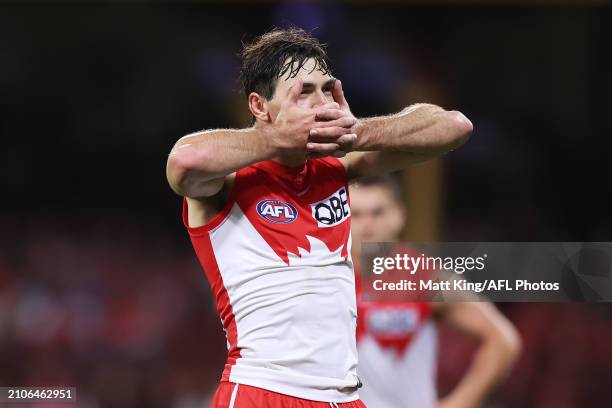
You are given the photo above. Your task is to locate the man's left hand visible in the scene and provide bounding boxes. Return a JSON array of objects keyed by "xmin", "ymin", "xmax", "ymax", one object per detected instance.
[{"xmin": 307, "ymin": 80, "xmax": 358, "ymax": 158}]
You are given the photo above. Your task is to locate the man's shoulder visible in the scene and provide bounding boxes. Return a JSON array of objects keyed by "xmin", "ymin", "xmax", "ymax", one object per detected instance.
[{"xmin": 185, "ymin": 173, "xmax": 237, "ymax": 228}]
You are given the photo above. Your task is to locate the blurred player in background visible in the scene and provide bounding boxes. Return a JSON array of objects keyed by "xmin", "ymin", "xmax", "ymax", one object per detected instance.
[
  {"xmin": 166, "ymin": 28, "xmax": 472, "ymax": 408},
  {"xmin": 350, "ymin": 176, "xmax": 521, "ymax": 408}
]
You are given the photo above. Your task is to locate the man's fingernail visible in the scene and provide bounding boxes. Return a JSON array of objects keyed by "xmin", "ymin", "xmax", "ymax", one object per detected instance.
[
  {"xmin": 307, "ymin": 143, "xmax": 314, "ymax": 149},
  {"xmin": 310, "ymin": 129, "xmax": 318, "ymax": 135}
]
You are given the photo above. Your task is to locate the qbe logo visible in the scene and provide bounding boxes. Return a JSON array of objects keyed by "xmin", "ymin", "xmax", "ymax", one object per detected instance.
[
  {"xmin": 256, "ymin": 199, "xmax": 298, "ymax": 224},
  {"xmin": 311, "ymin": 187, "xmax": 350, "ymax": 228}
]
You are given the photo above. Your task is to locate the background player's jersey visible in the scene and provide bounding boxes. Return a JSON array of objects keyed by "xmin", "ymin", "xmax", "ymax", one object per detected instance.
[
  {"xmin": 357, "ymin": 302, "xmax": 437, "ymax": 408},
  {"xmin": 183, "ymin": 158, "xmax": 360, "ymax": 403}
]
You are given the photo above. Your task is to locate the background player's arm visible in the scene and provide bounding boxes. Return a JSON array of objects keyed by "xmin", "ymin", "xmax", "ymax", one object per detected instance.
[
  {"xmin": 320, "ymin": 81, "xmax": 472, "ymax": 179},
  {"xmin": 433, "ymin": 302, "xmax": 522, "ymax": 408}
]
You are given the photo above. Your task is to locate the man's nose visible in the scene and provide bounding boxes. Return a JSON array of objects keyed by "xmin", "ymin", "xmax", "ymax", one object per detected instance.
[{"xmin": 312, "ymin": 90, "xmax": 331, "ymax": 107}]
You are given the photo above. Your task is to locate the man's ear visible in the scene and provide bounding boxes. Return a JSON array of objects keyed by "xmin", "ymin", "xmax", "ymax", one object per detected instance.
[
  {"xmin": 248, "ymin": 92, "xmax": 270, "ymax": 122},
  {"xmin": 393, "ymin": 205, "xmax": 407, "ymax": 236}
]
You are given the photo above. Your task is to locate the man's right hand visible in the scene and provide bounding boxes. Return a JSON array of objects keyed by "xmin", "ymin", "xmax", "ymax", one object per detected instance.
[{"xmin": 270, "ymin": 78, "xmax": 356, "ymax": 158}]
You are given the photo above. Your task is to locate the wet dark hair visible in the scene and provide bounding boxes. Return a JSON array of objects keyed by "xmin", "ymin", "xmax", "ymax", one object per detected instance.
[{"xmin": 239, "ymin": 27, "xmax": 332, "ymax": 100}]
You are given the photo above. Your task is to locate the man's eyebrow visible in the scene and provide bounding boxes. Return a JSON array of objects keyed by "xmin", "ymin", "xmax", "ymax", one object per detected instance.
[
  {"xmin": 301, "ymin": 79, "xmax": 336, "ymax": 90},
  {"xmin": 322, "ymin": 79, "xmax": 337, "ymax": 88}
]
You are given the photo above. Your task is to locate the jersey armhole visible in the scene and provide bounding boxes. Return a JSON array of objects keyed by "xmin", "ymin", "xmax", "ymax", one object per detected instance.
[
  {"xmin": 181, "ymin": 173, "xmax": 239, "ymax": 236},
  {"xmin": 317, "ymin": 157, "xmax": 349, "ymax": 185}
]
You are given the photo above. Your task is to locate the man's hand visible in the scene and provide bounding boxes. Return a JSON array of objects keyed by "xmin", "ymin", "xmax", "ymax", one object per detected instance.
[
  {"xmin": 271, "ymin": 79, "xmax": 355, "ymax": 158},
  {"xmin": 307, "ymin": 80, "xmax": 358, "ymax": 159}
]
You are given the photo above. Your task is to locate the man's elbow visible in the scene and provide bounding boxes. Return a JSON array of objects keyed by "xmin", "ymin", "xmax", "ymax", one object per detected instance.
[
  {"xmin": 166, "ymin": 149, "xmax": 191, "ymax": 196},
  {"xmin": 166, "ymin": 143, "xmax": 217, "ymax": 197},
  {"xmin": 491, "ymin": 320, "xmax": 522, "ymax": 365},
  {"xmin": 502, "ymin": 324, "xmax": 522, "ymax": 362},
  {"xmin": 447, "ymin": 111, "xmax": 474, "ymax": 149}
]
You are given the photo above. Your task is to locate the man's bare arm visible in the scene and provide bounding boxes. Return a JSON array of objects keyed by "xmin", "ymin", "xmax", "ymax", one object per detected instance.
[
  {"xmin": 316, "ymin": 81, "xmax": 473, "ymax": 179},
  {"xmin": 166, "ymin": 79, "xmax": 355, "ymax": 198},
  {"xmin": 166, "ymin": 127, "xmax": 277, "ymax": 198},
  {"xmin": 346, "ymin": 104, "xmax": 472, "ymax": 178},
  {"xmin": 434, "ymin": 302, "xmax": 522, "ymax": 408}
]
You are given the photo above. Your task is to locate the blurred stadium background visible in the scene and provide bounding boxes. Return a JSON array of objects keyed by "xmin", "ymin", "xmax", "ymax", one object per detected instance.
[{"xmin": 2, "ymin": 1, "xmax": 612, "ymax": 407}]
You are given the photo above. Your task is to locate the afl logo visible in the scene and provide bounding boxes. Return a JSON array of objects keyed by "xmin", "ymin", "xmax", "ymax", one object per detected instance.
[{"xmin": 256, "ymin": 199, "xmax": 298, "ymax": 224}]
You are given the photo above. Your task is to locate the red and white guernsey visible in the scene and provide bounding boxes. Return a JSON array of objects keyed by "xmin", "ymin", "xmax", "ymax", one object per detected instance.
[
  {"xmin": 357, "ymin": 302, "xmax": 437, "ymax": 408},
  {"xmin": 182, "ymin": 158, "xmax": 360, "ymax": 403}
]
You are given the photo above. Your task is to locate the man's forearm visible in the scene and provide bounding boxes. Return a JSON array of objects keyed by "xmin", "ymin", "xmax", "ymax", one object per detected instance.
[
  {"xmin": 352, "ymin": 104, "xmax": 473, "ymax": 154},
  {"xmin": 174, "ymin": 127, "xmax": 276, "ymax": 179},
  {"xmin": 167, "ymin": 127, "xmax": 277, "ymax": 196}
]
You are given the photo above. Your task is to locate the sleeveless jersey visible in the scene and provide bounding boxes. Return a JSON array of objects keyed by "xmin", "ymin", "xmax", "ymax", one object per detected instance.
[
  {"xmin": 182, "ymin": 158, "xmax": 360, "ymax": 403},
  {"xmin": 357, "ymin": 302, "xmax": 437, "ymax": 408}
]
